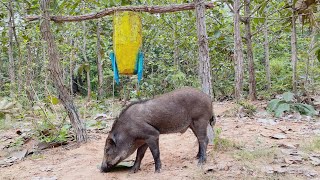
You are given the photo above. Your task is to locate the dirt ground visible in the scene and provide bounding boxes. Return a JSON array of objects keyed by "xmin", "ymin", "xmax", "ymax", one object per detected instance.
[{"xmin": 1, "ymin": 101, "xmax": 320, "ymax": 180}]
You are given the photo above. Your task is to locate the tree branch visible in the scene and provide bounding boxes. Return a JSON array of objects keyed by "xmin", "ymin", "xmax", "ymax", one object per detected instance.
[
  {"xmin": 224, "ymin": 1, "xmax": 234, "ymax": 13},
  {"xmin": 25, "ymin": 2, "xmax": 214, "ymax": 22},
  {"xmin": 249, "ymin": 0, "xmax": 271, "ymax": 17}
]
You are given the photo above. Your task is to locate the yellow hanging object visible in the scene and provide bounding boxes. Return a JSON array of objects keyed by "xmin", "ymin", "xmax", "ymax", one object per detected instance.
[{"xmin": 113, "ymin": 11, "xmax": 142, "ymax": 75}]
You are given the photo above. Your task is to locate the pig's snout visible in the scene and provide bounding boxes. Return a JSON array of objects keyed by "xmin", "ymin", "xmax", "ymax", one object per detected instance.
[{"xmin": 100, "ymin": 162, "xmax": 112, "ymax": 173}]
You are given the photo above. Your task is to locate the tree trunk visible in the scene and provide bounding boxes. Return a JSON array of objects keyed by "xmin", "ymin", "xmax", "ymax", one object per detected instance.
[
  {"xmin": 194, "ymin": 0, "xmax": 214, "ymax": 145},
  {"xmin": 233, "ymin": 0, "xmax": 244, "ymax": 101},
  {"xmin": 39, "ymin": 0, "xmax": 87, "ymax": 143},
  {"xmin": 8, "ymin": 0, "xmax": 15, "ymax": 97},
  {"xmin": 173, "ymin": 17, "xmax": 179, "ymax": 68},
  {"xmin": 244, "ymin": 0, "xmax": 256, "ymax": 101},
  {"xmin": 194, "ymin": 0, "xmax": 212, "ymax": 97},
  {"xmin": 291, "ymin": 8, "xmax": 298, "ymax": 94},
  {"xmin": 10, "ymin": 0, "xmax": 23, "ymax": 94},
  {"xmin": 70, "ymin": 40, "xmax": 75, "ymax": 96},
  {"xmin": 25, "ymin": 43, "xmax": 35, "ymax": 102},
  {"xmin": 309, "ymin": 27, "xmax": 316, "ymax": 88},
  {"xmin": 96, "ymin": 20, "xmax": 104, "ymax": 99},
  {"xmin": 306, "ymin": 27, "xmax": 316, "ymax": 87},
  {"xmin": 263, "ymin": 17, "xmax": 271, "ymax": 90},
  {"xmin": 0, "ymin": 51, "xmax": 3, "ymax": 91},
  {"xmin": 82, "ymin": 21, "xmax": 91, "ymax": 102}
]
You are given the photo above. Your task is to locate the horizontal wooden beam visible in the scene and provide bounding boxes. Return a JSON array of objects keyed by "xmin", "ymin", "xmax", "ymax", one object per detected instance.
[{"xmin": 25, "ymin": 2, "xmax": 214, "ymax": 22}]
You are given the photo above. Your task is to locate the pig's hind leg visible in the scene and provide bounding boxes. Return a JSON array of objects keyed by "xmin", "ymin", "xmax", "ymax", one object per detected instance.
[
  {"xmin": 146, "ymin": 136, "xmax": 161, "ymax": 173},
  {"xmin": 189, "ymin": 119, "xmax": 209, "ymax": 165},
  {"xmin": 131, "ymin": 144, "xmax": 148, "ymax": 173}
]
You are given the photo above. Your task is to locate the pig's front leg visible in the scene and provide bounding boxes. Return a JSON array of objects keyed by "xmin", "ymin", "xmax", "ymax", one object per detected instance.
[
  {"xmin": 131, "ymin": 143, "xmax": 148, "ymax": 173},
  {"xmin": 146, "ymin": 137, "xmax": 161, "ymax": 173}
]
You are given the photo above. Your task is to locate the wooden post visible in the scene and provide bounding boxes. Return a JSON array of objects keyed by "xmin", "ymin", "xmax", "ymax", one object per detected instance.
[{"xmin": 39, "ymin": 0, "xmax": 87, "ymax": 142}]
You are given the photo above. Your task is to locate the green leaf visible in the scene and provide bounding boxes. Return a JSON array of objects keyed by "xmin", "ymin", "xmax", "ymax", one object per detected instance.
[
  {"xmin": 74, "ymin": 63, "xmax": 90, "ymax": 76},
  {"xmin": 316, "ymin": 49, "xmax": 320, "ymax": 62},
  {"xmin": 275, "ymin": 103, "xmax": 290, "ymax": 117},
  {"xmin": 47, "ymin": 96, "xmax": 59, "ymax": 105},
  {"xmin": 294, "ymin": 103, "xmax": 317, "ymax": 116},
  {"xmin": 283, "ymin": 92, "xmax": 294, "ymax": 102},
  {"xmin": 267, "ymin": 99, "xmax": 281, "ymax": 112}
]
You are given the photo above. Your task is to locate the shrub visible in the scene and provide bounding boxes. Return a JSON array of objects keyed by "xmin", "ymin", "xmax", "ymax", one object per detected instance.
[{"xmin": 267, "ymin": 92, "xmax": 317, "ymax": 117}]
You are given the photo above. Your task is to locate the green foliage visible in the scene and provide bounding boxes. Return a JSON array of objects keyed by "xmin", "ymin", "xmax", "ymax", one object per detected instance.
[
  {"xmin": 35, "ymin": 120, "xmax": 70, "ymax": 143},
  {"xmin": 46, "ymin": 95, "xmax": 59, "ymax": 105},
  {"xmin": 213, "ymin": 127, "xmax": 240, "ymax": 151},
  {"xmin": 234, "ymin": 148, "xmax": 277, "ymax": 162},
  {"xmin": 302, "ymin": 136, "xmax": 320, "ymax": 153},
  {"xmin": 8, "ymin": 137, "xmax": 24, "ymax": 148},
  {"xmin": 269, "ymin": 59, "xmax": 292, "ymax": 93},
  {"xmin": 237, "ymin": 100, "xmax": 257, "ymax": 116},
  {"xmin": 267, "ymin": 92, "xmax": 317, "ymax": 117}
]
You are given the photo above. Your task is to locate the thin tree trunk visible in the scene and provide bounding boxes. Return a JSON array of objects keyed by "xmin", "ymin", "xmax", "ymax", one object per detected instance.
[
  {"xmin": 306, "ymin": 27, "xmax": 316, "ymax": 88},
  {"xmin": 25, "ymin": 43, "xmax": 35, "ymax": 102},
  {"xmin": 96, "ymin": 20, "xmax": 104, "ymax": 99},
  {"xmin": 82, "ymin": 21, "xmax": 91, "ymax": 102},
  {"xmin": 291, "ymin": 8, "xmax": 298, "ymax": 94},
  {"xmin": 194, "ymin": 0, "xmax": 214, "ymax": 145},
  {"xmin": 8, "ymin": 0, "xmax": 15, "ymax": 97},
  {"xmin": 309, "ymin": 27, "xmax": 316, "ymax": 88},
  {"xmin": 0, "ymin": 50, "xmax": 3, "ymax": 91},
  {"xmin": 233, "ymin": 0, "xmax": 244, "ymax": 101},
  {"xmin": 173, "ymin": 17, "xmax": 179, "ymax": 68},
  {"xmin": 244, "ymin": 0, "xmax": 257, "ymax": 101},
  {"xmin": 10, "ymin": 0, "xmax": 23, "ymax": 94},
  {"xmin": 40, "ymin": 0, "xmax": 87, "ymax": 143},
  {"xmin": 70, "ymin": 40, "xmax": 75, "ymax": 96},
  {"xmin": 263, "ymin": 17, "xmax": 271, "ymax": 90}
]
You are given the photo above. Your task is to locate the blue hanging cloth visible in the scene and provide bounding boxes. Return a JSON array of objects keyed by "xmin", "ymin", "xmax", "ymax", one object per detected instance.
[
  {"xmin": 136, "ymin": 50, "xmax": 144, "ymax": 83},
  {"xmin": 110, "ymin": 50, "xmax": 144, "ymax": 84},
  {"xmin": 110, "ymin": 52, "xmax": 120, "ymax": 84}
]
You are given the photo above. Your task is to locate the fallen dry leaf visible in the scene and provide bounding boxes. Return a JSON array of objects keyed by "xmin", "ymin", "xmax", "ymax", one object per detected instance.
[
  {"xmin": 278, "ymin": 142, "xmax": 298, "ymax": 149},
  {"xmin": 271, "ymin": 133, "xmax": 287, "ymax": 139},
  {"xmin": 309, "ymin": 156, "xmax": 320, "ymax": 166},
  {"xmin": 284, "ymin": 156, "xmax": 303, "ymax": 164},
  {"xmin": 10, "ymin": 149, "xmax": 28, "ymax": 160}
]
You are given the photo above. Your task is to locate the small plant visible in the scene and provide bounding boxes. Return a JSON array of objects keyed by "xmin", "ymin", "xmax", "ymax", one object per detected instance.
[
  {"xmin": 213, "ymin": 127, "xmax": 240, "ymax": 151},
  {"xmin": 30, "ymin": 154, "xmax": 45, "ymax": 160},
  {"xmin": 302, "ymin": 136, "xmax": 320, "ymax": 153},
  {"xmin": 35, "ymin": 120, "xmax": 70, "ymax": 143},
  {"xmin": 267, "ymin": 92, "xmax": 317, "ymax": 117},
  {"xmin": 234, "ymin": 148, "xmax": 278, "ymax": 162},
  {"xmin": 237, "ymin": 100, "xmax": 257, "ymax": 116},
  {"xmin": 8, "ymin": 136, "xmax": 24, "ymax": 149}
]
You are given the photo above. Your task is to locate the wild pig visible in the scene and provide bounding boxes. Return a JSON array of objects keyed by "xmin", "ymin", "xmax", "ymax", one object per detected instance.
[{"xmin": 101, "ymin": 87, "xmax": 214, "ymax": 173}]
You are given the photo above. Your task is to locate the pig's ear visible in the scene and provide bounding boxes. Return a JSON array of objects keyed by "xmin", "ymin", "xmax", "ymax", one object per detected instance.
[{"xmin": 108, "ymin": 134, "xmax": 116, "ymax": 145}]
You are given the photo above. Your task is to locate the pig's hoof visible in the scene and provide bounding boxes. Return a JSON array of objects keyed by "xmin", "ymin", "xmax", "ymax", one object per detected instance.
[
  {"xmin": 197, "ymin": 157, "xmax": 206, "ymax": 166},
  {"xmin": 155, "ymin": 168, "xmax": 161, "ymax": 173},
  {"xmin": 195, "ymin": 153, "xmax": 201, "ymax": 159},
  {"xmin": 130, "ymin": 166, "xmax": 140, "ymax": 173}
]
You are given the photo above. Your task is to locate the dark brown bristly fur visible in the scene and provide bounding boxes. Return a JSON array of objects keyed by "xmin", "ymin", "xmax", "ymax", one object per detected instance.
[{"xmin": 101, "ymin": 87, "xmax": 214, "ymax": 173}]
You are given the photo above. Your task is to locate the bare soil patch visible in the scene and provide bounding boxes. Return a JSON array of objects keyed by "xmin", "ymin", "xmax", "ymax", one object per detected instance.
[{"xmin": 1, "ymin": 101, "xmax": 320, "ymax": 180}]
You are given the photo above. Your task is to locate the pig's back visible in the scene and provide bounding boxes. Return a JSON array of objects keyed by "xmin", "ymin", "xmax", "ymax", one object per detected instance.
[{"xmin": 134, "ymin": 87, "xmax": 212, "ymax": 134}]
